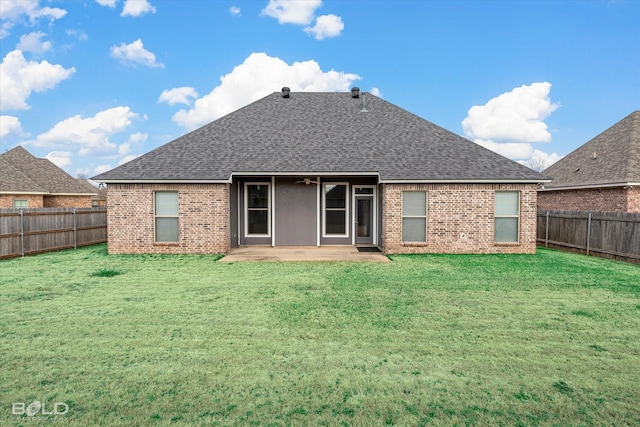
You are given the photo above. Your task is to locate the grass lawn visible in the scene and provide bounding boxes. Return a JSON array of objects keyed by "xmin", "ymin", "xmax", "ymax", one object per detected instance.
[{"xmin": 1, "ymin": 245, "xmax": 639, "ymax": 426}]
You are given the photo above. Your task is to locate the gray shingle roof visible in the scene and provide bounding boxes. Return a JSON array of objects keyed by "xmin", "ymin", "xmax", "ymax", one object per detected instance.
[
  {"xmin": 0, "ymin": 146, "xmax": 96, "ymax": 195},
  {"xmin": 92, "ymin": 91, "xmax": 546, "ymax": 183},
  {"xmin": 542, "ymin": 111, "xmax": 640, "ymax": 189}
]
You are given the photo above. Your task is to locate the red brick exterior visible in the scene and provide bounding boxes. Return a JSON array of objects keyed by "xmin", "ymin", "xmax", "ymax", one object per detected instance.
[
  {"xmin": 0, "ymin": 194, "xmax": 44, "ymax": 208},
  {"xmin": 44, "ymin": 195, "xmax": 93, "ymax": 208},
  {"xmin": 107, "ymin": 183, "xmax": 230, "ymax": 254},
  {"xmin": 538, "ymin": 187, "xmax": 639, "ymax": 213},
  {"xmin": 381, "ymin": 183, "xmax": 538, "ymax": 254}
]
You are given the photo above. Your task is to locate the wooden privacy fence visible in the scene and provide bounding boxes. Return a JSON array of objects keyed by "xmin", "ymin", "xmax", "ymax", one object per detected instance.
[
  {"xmin": 0, "ymin": 207, "xmax": 107, "ymax": 259},
  {"xmin": 537, "ymin": 209, "xmax": 640, "ymax": 263}
]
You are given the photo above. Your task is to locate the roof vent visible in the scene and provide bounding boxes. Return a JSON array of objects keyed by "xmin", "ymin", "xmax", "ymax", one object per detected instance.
[
  {"xmin": 351, "ymin": 87, "xmax": 360, "ymax": 98},
  {"xmin": 282, "ymin": 87, "xmax": 290, "ymax": 98}
]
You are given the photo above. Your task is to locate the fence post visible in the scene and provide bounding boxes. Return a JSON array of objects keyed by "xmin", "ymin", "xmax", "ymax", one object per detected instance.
[
  {"xmin": 73, "ymin": 208, "xmax": 77, "ymax": 249},
  {"xmin": 586, "ymin": 213, "xmax": 592, "ymax": 256},
  {"xmin": 19, "ymin": 209, "xmax": 24, "ymax": 257},
  {"xmin": 545, "ymin": 211, "xmax": 549, "ymax": 248}
]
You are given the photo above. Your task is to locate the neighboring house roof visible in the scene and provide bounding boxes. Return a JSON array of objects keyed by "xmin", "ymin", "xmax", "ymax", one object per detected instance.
[
  {"xmin": 0, "ymin": 146, "xmax": 97, "ymax": 195},
  {"xmin": 541, "ymin": 110, "xmax": 640, "ymax": 190},
  {"xmin": 93, "ymin": 91, "xmax": 547, "ymax": 183}
]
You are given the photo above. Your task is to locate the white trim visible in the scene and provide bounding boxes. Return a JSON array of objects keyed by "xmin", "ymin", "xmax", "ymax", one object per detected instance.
[
  {"xmin": 352, "ymin": 185, "xmax": 377, "ymax": 245},
  {"xmin": 0, "ymin": 191, "xmax": 48, "ymax": 195},
  {"xmin": 271, "ymin": 176, "xmax": 276, "ymax": 247},
  {"xmin": 236, "ymin": 184, "xmax": 241, "ymax": 247},
  {"xmin": 232, "ymin": 171, "xmax": 379, "ymax": 178},
  {"xmin": 316, "ymin": 176, "xmax": 321, "ymax": 247},
  {"xmin": 401, "ymin": 191, "xmax": 428, "ymax": 243},
  {"xmin": 244, "ymin": 182, "xmax": 271, "ymax": 238},
  {"xmin": 322, "ymin": 182, "xmax": 349, "ymax": 238},
  {"xmin": 538, "ymin": 182, "xmax": 640, "ymax": 191},
  {"xmin": 94, "ymin": 179, "xmax": 231, "ymax": 184},
  {"xmin": 494, "ymin": 190, "xmax": 520, "ymax": 243},
  {"xmin": 380, "ymin": 179, "xmax": 549, "ymax": 184}
]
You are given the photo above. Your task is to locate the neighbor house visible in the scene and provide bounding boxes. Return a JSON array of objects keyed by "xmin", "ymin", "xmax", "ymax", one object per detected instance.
[
  {"xmin": 538, "ymin": 111, "xmax": 640, "ymax": 213},
  {"xmin": 92, "ymin": 88, "xmax": 548, "ymax": 255},
  {"xmin": 0, "ymin": 146, "xmax": 97, "ymax": 209}
]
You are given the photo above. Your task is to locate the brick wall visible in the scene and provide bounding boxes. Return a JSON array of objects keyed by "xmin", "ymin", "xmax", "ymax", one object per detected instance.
[
  {"xmin": 107, "ymin": 183, "xmax": 230, "ymax": 254},
  {"xmin": 381, "ymin": 183, "xmax": 537, "ymax": 254},
  {"xmin": 0, "ymin": 194, "xmax": 44, "ymax": 208},
  {"xmin": 44, "ymin": 195, "xmax": 93, "ymax": 208},
  {"xmin": 627, "ymin": 187, "xmax": 640, "ymax": 212},
  {"xmin": 537, "ymin": 187, "xmax": 633, "ymax": 213}
]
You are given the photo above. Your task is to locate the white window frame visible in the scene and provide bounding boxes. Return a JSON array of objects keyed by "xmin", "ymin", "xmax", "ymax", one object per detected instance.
[
  {"xmin": 401, "ymin": 191, "xmax": 427, "ymax": 243},
  {"xmin": 244, "ymin": 182, "xmax": 271, "ymax": 238},
  {"xmin": 154, "ymin": 191, "xmax": 179, "ymax": 243},
  {"xmin": 322, "ymin": 182, "xmax": 349, "ymax": 238},
  {"xmin": 13, "ymin": 199, "xmax": 28, "ymax": 208},
  {"xmin": 494, "ymin": 191, "xmax": 520, "ymax": 243}
]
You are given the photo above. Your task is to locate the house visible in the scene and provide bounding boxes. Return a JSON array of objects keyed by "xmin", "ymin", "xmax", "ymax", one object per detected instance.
[
  {"xmin": 0, "ymin": 146, "xmax": 97, "ymax": 209},
  {"xmin": 76, "ymin": 179, "xmax": 108, "ymax": 207},
  {"xmin": 538, "ymin": 111, "xmax": 640, "ymax": 213},
  {"xmin": 92, "ymin": 88, "xmax": 548, "ymax": 255}
]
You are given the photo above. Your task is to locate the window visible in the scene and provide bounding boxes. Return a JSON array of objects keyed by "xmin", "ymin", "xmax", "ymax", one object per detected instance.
[
  {"xmin": 323, "ymin": 183, "xmax": 348, "ymax": 236},
  {"xmin": 245, "ymin": 183, "xmax": 270, "ymax": 236},
  {"xmin": 13, "ymin": 199, "xmax": 28, "ymax": 208},
  {"xmin": 495, "ymin": 191, "xmax": 520, "ymax": 243},
  {"xmin": 402, "ymin": 191, "xmax": 427, "ymax": 243},
  {"xmin": 155, "ymin": 191, "xmax": 178, "ymax": 242}
]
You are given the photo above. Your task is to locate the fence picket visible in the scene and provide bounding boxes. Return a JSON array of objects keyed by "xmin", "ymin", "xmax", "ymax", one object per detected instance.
[
  {"xmin": 0, "ymin": 207, "xmax": 106, "ymax": 259},
  {"xmin": 537, "ymin": 209, "xmax": 640, "ymax": 263}
]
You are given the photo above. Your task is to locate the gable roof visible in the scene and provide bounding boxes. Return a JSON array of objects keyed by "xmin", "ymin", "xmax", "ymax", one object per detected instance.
[
  {"xmin": 541, "ymin": 111, "xmax": 640, "ymax": 190},
  {"xmin": 0, "ymin": 146, "xmax": 97, "ymax": 195},
  {"xmin": 92, "ymin": 91, "xmax": 547, "ymax": 183}
]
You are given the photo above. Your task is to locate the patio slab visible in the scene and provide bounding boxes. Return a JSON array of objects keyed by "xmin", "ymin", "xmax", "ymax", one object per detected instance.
[{"xmin": 219, "ymin": 246, "xmax": 390, "ymax": 262}]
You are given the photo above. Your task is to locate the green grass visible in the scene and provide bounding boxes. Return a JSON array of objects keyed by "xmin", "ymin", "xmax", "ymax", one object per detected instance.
[{"xmin": 1, "ymin": 244, "xmax": 639, "ymax": 426}]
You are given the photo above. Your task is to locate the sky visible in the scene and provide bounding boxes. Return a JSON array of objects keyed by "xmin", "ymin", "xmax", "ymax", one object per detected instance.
[{"xmin": 1, "ymin": 0, "xmax": 638, "ymax": 181}]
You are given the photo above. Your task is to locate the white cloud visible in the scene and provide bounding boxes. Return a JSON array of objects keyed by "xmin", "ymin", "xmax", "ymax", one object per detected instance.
[
  {"xmin": 261, "ymin": 0, "xmax": 321, "ymax": 25},
  {"xmin": 94, "ymin": 164, "xmax": 113, "ymax": 174},
  {"xmin": 109, "ymin": 39, "xmax": 163, "ymax": 68},
  {"xmin": 461, "ymin": 82, "xmax": 559, "ymax": 162},
  {"xmin": 462, "ymin": 82, "xmax": 558, "ymax": 143},
  {"xmin": 158, "ymin": 87, "xmax": 198, "ymax": 106},
  {"xmin": 517, "ymin": 149, "xmax": 563, "ymax": 171},
  {"xmin": 0, "ymin": 0, "xmax": 67, "ymax": 38},
  {"xmin": 31, "ymin": 106, "xmax": 138, "ymax": 157},
  {"xmin": 128, "ymin": 132, "xmax": 147, "ymax": 144},
  {"xmin": 17, "ymin": 31, "xmax": 51, "ymax": 54},
  {"xmin": 45, "ymin": 151, "xmax": 72, "ymax": 169},
  {"xmin": 121, "ymin": 0, "xmax": 156, "ymax": 17},
  {"xmin": 170, "ymin": 52, "xmax": 361, "ymax": 130},
  {"xmin": 304, "ymin": 14, "xmax": 343, "ymax": 40},
  {"xmin": 96, "ymin": 0, "xmax": 117, "ymax": 7},
  {"xmin": 370, "ymin": 87, "xmax": 382, "ymax": 97},
  {"xmin": 0, "ymin": 115, "xmax": 24, "ymax": 137},
  {"xmin": 229, "ymin": 6, "xmax": 241, "ymax": 16},
  {"xmin": 0, "ymin": 49, "xmax": 75, "ymax": 111},
  {"xmin": 118, "ymin": 154, "xmax": 139, "ymax": 165}
]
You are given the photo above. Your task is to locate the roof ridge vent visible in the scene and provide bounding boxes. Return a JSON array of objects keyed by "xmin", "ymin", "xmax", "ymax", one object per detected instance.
[
  {"xmin": 351, "ymin": 87, "xmax": 360, "ymax": 98},
  {"xmin": 282, "ymin": 87, "xmax": 290, "ymax": 98}
]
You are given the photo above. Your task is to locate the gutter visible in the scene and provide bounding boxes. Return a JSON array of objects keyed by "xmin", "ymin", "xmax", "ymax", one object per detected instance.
[{"xmin": 538, "ymin": 182, "xmax": 640, "ymax": 191}]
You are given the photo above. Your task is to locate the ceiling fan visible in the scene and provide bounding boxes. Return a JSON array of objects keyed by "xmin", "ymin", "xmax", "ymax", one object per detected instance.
[{"xmin": 296, "ymin": 177, "xmax": 319, "ymax": 185}]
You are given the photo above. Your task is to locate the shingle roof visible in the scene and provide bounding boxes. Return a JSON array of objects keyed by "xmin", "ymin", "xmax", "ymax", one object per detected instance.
[
  {"xmin": 542, "ymin": 111, "xmax": 640, "ymax": 189},
  {"xmin": 0, "ymin": 146, "xmax": 97, "ymax": 195},
  {"xmin": 92, "ymin": 91, "xmax": 546, "ymax": 183}
]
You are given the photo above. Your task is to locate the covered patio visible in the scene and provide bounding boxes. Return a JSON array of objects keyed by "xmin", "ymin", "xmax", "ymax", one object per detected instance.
[{"xmin": 218, "ymin": 246, "xmax": 390, "ymax": 262}]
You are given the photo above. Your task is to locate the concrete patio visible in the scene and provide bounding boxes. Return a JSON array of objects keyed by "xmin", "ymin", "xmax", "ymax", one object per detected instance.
[{"xmin": 219, "ymin": 246, "xmax": 390, "ymax": 262}]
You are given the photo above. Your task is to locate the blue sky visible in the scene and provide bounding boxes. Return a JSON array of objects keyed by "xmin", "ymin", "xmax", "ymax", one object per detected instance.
[{"xmin": 1, "ymin": 0, "xmax": 638, "ymax": 179}]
